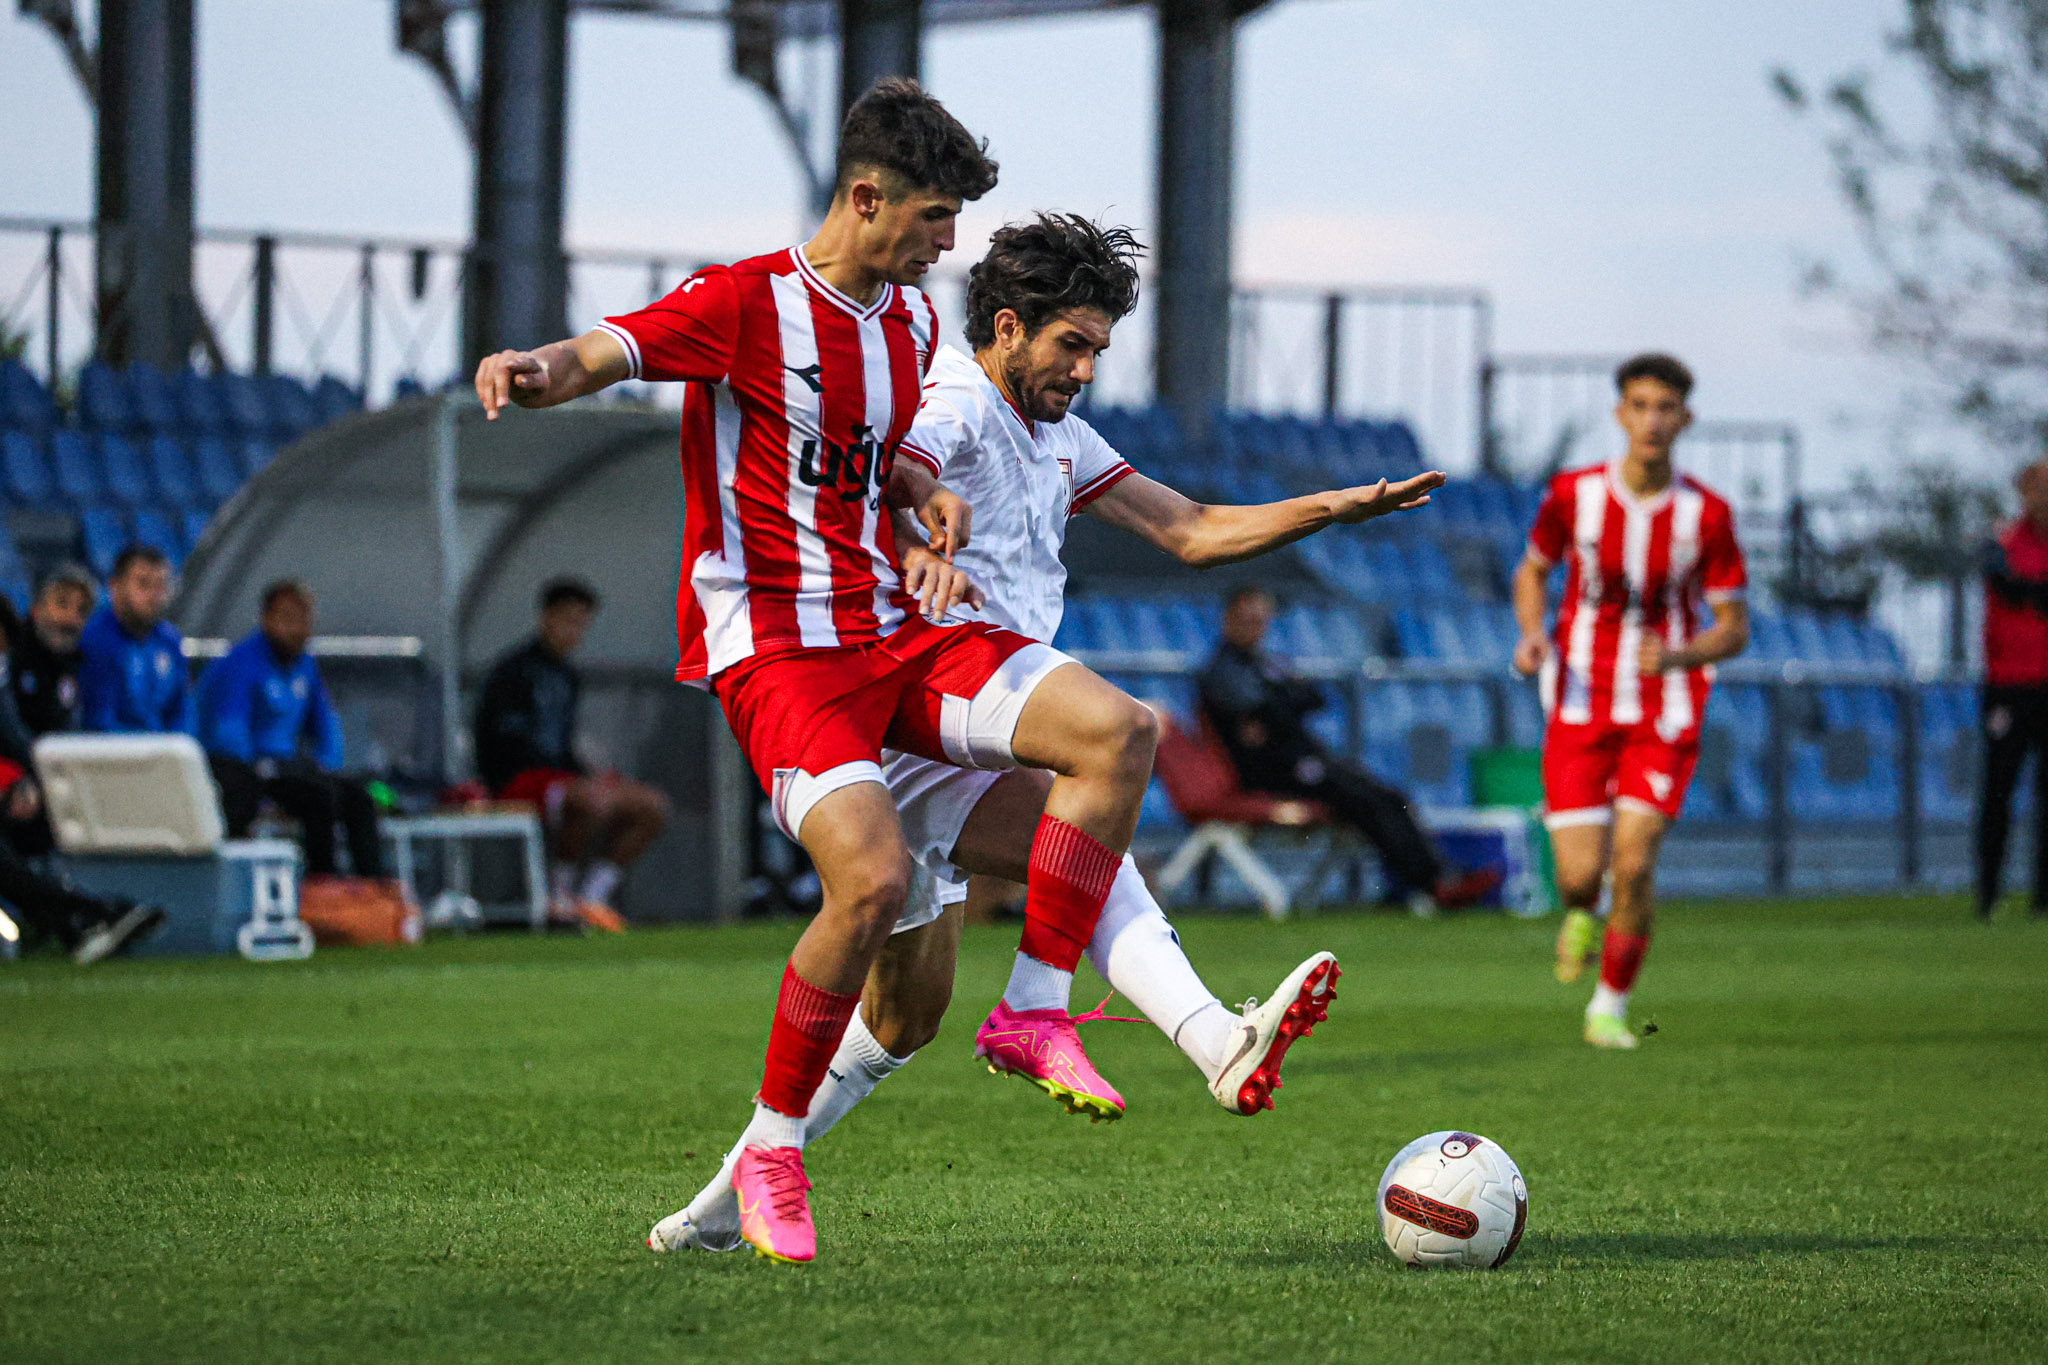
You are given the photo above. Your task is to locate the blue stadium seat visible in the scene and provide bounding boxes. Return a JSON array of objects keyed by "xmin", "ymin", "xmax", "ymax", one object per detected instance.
[
  {"xmin": 215, "ymin": 372, "xmax": 270, "ymax": 437},
  {"xmin": 1050, "ymin": 610, "xmax": 1092, "ymax": 654},
  {"xmin": 312, "ymin": 375, "xmax": 364, "ymax": 427},
  {"xmin": 49, "ymin": 430, "xmax": 105, "ymax": 507},
  {"xmin": 236, "ymin": 438, "xmax": 278, "ymax": 480},
  {"xmin": 146, "ymin": 436, "xmax": 200, "ymax": 508},
  {"xmin": 192, "ymin": 437, "xmax": 244, "ymax": 504},
  {"xmin": 176, "ymin": 370, "xmax": 231, "ymax": 437},
  {"xmin": 95, "ymin": 433, "xmax": 154, "ymax": 507},
  {"xmin": 263, "ymin": 374, "xmax": 319, "ymax": 440},
  {"xmin": 1918, "ymin": 684, "xmax": 1976, "ymax": 824},
  {"xmin": 1, "ymin": 430, "xmax": 55, "ymax": 506},
  {"xmin": 132, "ymin": 508, "xmax": 183, "ymax": 567},
  {"xmin": 126, "ymin": 361, "xmax": 183, "ymax": 435},
  {"xmin": 0, "ymin": 361, "xmax": 56, "ymax": 438},
  {"xmin": 1505, "ymin": 683, "xmax": 1545, "ymax": 748},
  {"xmin": 76, "ymin": 361, "xmax": 136, "ymax": 433},
  {"xmin": 182, "ymin": 510, "xmax": 213, "ymax": 558},
  {"xmin": 78, "ymin": 507, "xmax": 129, "ymax": 580}
]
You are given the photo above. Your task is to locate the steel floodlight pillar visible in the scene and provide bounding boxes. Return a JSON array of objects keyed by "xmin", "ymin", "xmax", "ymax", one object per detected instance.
[
  {"xmin": 464, "ymin": 0, "xmax": 571, "ymax": 367},
  {"xmin": 95, "ymin": 0, "xmax": 197, "ymax": 370},
  {"xmin": 1154, "ymin": 0, "xmax": 1262, "ymax": 436},
  {"xmin": 839, "ymin": 0, "xmax": 922, "ymax": 120}
]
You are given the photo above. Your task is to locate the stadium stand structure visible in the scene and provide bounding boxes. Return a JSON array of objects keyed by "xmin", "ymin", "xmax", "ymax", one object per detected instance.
[
  {"xmin": 0, "ymin": 358, "xmax": 362, "ymax": 595},
  {"xmin": 1, "ymin": 362, "xmax": 1978, "ymax": 907}
]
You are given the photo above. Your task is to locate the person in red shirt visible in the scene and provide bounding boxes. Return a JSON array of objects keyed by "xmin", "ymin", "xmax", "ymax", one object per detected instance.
[
  {"xmin": 1975, "ymin": 460, "xmax": 2048, "ymax": 920},
  {"xmin": 472, "ymin": 80, "xmax": 1161, "ymax": 1264},
  {"xmin": 1511, "ymin": 354, "xmax": 1751, "ymax": 1048}
]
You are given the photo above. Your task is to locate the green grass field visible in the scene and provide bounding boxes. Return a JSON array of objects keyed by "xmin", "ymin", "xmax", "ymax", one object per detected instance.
[{"xmin": 3, "ymin": 895, "xmax": 2045, "ymax": 1363}]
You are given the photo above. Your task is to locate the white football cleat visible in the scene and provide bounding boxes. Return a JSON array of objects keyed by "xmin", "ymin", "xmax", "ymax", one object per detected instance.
[
  {"xmin": 1208, "ymin": 951, "xmax": 1340, "ymax": 1115},
  {"xmin": 647, "ymin": 1165, "xmax": 743, "ymax": 1253}
]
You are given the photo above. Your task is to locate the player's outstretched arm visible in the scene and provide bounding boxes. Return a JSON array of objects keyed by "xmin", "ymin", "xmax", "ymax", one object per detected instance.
[
  {"xmin": 1086, "ymin": 470, "xmax": 1444, "ymax": 569},
  {"xmin": 1511, "ymin": 552, "xmax": 1551, "ymax": 676},
  {"xmin": 474, "ymin": 329, "xmax": 632, "ymax": 420}
]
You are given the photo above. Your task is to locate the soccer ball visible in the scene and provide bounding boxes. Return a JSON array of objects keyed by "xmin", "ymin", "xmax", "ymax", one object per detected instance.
[{"xmin": 1376, "ymin": 1130, "xmax": 1528, "ymax": 1269}]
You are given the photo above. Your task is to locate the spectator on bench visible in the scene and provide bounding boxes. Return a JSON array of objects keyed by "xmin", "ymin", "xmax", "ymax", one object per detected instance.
[
  {"xmin": 78, "ymin": 545, "xmax": 190, "ymax": 735},
  {"xmin": 474, "ymin": 578, "xmax": 668, "ymax": 932},
  {"xmin": 0, "ymin": 595, "xmax": 164, "ymax": 963},
  {"xmin": 12, "ymin": 563, "xmax": 96, "ymax": 739},
  {"xmin": 195, "ymin": 579, "xmax": 387, "ymax": 881},
  {"xmin": 1197, "ymin": 584, "xmax": 1499, "ymax": 915}
]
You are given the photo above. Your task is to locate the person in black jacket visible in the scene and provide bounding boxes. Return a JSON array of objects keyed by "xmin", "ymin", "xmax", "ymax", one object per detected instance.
[
  {"xmin": 11, "ymin": 564, "xmax": 94, "ymax": 739},
  {"xmin": 0, "ymin": 595, "xmax": 162, "ymax": 962},
  {"xmin": 473, "ymin": 579, "xmax": 668, "ymax": 927},
  {"xmin": 1197, "ymin": 584, "xmax": 1498, "ymax": 914}
]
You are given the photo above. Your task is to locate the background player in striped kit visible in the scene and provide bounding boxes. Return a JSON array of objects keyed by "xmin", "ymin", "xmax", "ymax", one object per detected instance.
[{"xmin": 1512, "ymin": 354, "xmax": 1750, "ymax": 1048}]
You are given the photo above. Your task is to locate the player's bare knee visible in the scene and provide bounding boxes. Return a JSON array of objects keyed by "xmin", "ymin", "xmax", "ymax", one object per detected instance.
[
  {"xmin": 1555, "ymin": 865, "xmax": 1603, "ymax": 909},
  {"xmin": 1090, "ymin": 693, "xmax": 1158, "ymax": 783},
  {"xmin": 838, "ymin": 858, "xmax": 912, "ymax": 944}
]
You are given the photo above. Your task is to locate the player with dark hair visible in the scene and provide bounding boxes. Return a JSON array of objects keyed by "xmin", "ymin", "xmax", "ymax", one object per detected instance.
[
  {"xmin": 475, "ymin": 87, "xmax": 1164, "ymax": 1265},
  {"xmin": 12, "ymin": 564, "xmax": 96, "ymax": 739},
  {"xmin": 195, "ymin": 579, "xmax": 387, "ymax": 881},
  {"xmin": 77, "ymin": 545, "xmax": 188, "ymax": 735},
  {"xmin": 1512, "ymin": 352, "xmax": 1750, "ymax": 1048},
  {"xmin": 474, "ymin": 577, "xmax": 667, "ymax": 932},
  {"xmin": 655, "ymin": 212, "xmax": 1444, "ymax": 1254}
]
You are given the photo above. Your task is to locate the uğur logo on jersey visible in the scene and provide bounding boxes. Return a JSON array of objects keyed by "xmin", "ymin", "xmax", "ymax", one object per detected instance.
[{"xmin": 797, "ymin": 422, "xmax": 889, "ymax": 509}]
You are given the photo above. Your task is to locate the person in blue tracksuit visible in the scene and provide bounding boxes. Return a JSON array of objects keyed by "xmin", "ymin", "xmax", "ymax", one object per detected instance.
[
  {"xmin": 77, "ymin": 546, "xmax": 191, "ymax": 735},
  {"xmin": 195, "ymin": 579, "xmax": 384, "ymax": 879}
]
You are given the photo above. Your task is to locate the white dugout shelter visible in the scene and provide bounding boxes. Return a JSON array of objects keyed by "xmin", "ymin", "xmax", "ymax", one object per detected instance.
[{"xmin": 175, "ymin": 394, "xmax": 753, "ymax": 921}]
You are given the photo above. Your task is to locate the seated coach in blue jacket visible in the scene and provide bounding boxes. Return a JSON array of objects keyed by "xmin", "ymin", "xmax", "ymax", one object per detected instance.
[
  {"xmin": 78, "ymin": 545, "xmax": 190, "ymax": 735},
  {"xmin": 195, "ymin": 579, "xmax": 384, "ymax": 880}
]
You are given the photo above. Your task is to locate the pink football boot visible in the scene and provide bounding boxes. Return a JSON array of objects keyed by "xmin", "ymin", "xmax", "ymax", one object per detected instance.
[
  {"xmin": 732, "ymin": 1145, "xmax": 816, "ymax": 1264},
  {"xmin": 973, "ymin": 1002, "xmax": 1126, "ymax": 1122}
]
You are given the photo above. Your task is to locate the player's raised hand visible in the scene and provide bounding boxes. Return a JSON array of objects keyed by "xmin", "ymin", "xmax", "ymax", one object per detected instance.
[
  {"xmin": 901, "ymin": 544, "xmax": 986, "ymax": 622},
  {"xmin": 1512, "ymin": 633, "xmax": 1550, "ymax": 677},
  {"xmin": 918, "ymin": 486, "xmax": 974, "ymax": 559},
  {"xmin": 475, "ymin": 349, "xmax": 551, "ymax": 420},
  {"xmin": 1330, "ymin": 470, "xmax": 1446, "ymax": 524}
]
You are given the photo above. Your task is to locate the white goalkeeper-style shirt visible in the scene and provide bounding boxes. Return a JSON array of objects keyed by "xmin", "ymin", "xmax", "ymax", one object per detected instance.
[{"xmin": 898, "ymin": 344, "xmax": 1136, "ymax": 643}]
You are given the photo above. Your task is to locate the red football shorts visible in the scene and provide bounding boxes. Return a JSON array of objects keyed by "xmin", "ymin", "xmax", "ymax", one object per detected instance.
[
  {"xmin": 1541, "ymin": 719, "xmax": 1700, "ymax": 828},
  {"xmin": 497, "ymin": 767, "xmax": 582, "ymax": 821},
  {"xmin": 712, "ymin": 618, "xmax": 1073, "ymax": 842}
]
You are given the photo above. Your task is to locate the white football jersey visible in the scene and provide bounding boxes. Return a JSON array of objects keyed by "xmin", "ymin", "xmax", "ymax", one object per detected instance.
[{"xmin": 898, "ymin": 345, "xmax": 1135, "ymax": 643}]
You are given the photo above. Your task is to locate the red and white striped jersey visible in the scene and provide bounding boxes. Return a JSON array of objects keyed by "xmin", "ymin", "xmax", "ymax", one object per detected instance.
[
  {"xmin": 598, "ymin": 247, "xmax": 940, "ymax": 684},
  {"xmin": 1527, "ymin": 462, "xmax": 1747, "ymax": 738}
]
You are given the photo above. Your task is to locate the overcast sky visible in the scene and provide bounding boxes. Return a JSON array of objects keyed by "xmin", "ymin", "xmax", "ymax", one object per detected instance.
[{"xmin": 0, "ymin": 1, "xmax": 1971, "ymax": 490}]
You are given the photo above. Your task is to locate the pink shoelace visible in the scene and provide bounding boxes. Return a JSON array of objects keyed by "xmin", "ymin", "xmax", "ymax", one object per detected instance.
[
  {"xmin": 1069, "ymin": 991, "xmax": 1145, "ymax": 1027},
  {"xmin": 753, "ymin": 1148, "xmax": 812, "ymax": 1222}
]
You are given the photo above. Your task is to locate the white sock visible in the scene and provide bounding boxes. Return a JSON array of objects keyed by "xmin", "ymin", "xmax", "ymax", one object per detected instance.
[
  {"xmin": 578, "ymin": 859, "xmax": 622, "ymax": 906},
  {"xmin": 1588, "ymin": 982, "xmax": 1629, "ymax": 1019},
  {"xmin": 550, "ymin": 865, "xmax": 577, "ymax": 902},
  {"xmin": 804, "ymin": 1005, "xmax": 911, "ymax": 1144},
  {"xmin": 1002, "ymin": 952, "xmax": 1073, "ymax": 1013},
  {"xmin": 681, "ymin": 1104, "xmax": 798, "ymax": 1236},
  {"xmin": 1085, "ymin": 855, "xmax": 1233, "ymax": 1079}
]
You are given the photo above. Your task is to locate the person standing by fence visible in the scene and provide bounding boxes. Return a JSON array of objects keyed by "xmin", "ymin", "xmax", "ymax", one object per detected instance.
[{"xmin": 1974, "ymin": 461, "xmax": 2048, "ymax": 921}]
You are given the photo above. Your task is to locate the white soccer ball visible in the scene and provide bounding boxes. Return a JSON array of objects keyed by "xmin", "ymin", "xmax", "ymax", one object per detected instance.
[{"xmin": 1377, "ymin": 1130, "xmax": 1528, "ymax": 1269}]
